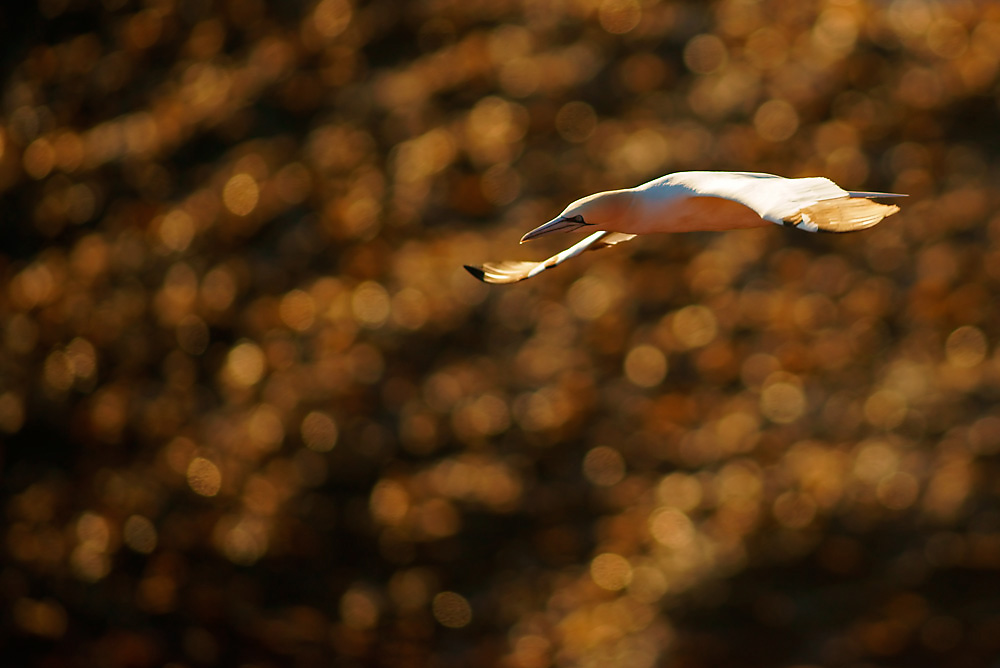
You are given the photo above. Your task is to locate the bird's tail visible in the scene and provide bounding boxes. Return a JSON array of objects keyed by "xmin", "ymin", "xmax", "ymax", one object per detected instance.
[{"xmin": 847, "ymin": 191, "xmax": 908, "ymax": 198}]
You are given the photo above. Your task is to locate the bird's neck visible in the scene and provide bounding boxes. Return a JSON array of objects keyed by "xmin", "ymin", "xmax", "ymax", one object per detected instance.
[{"xmin": 590, "ymin": 189, "xmax": 637, "ymax": 233}]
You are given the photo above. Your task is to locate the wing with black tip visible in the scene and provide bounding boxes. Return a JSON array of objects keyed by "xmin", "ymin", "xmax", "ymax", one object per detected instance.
[{"xmin": 465, "ymin": 231, "xmax": 636, "ymax": 284}]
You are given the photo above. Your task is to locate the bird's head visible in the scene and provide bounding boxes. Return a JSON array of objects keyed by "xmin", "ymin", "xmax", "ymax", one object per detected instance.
[{"xmin": 520, "ymin": 189, "xmax": 634, "ymax": 242}]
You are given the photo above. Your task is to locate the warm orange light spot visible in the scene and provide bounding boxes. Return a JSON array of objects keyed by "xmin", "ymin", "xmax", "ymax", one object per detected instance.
[
  {"xmin": 684, "ymin": 34, "xmax": 727, "ymax": 74},
  {"xmin": 418, "ymin": 498, "xmax": 461, "ymax": 538},
  {"xmin": 187, "ymin": 457, "xmax": 222, "ymax": 497},
  {"xmin": 853, "ymin": 441, "xmax": 899, "ymax": 484},
  {"xmin": 13, "ymin": 598, "xmax": 67, "ymax": 639},
  {"xmin": 864, "ymin": 390, "xmax": 907, "ymax": 429},
  {"xmin": 754, "ymin": 100, "xmax": 799, "ymax": 142},
  {"xmin": 23, "ymin": 137, "xmax": 55, "ymax": 179},
  {"xmin": 773, "ymin": 491, "xmax": 817, "ymax": 529},
  {"xmin": 388, "ymin": 569, "xmax": 433, "ymax": 612},
  {"xmin": 657, "ymin": 473, "xmax": 703, "ymax": 512},
  {"xmin": 280, "ymin": 289, "xmax": 317, "ymax": 331},
  {"xmin": 590, "ymin": 552, "xmax": 633, "ymax": 590},
  {"xmin": 649, "ymin": 507, "xmax": 694, "ymax": 549},
  {"xmin": 65, "ymin": 338, "xmax": 97, "ymax": 380},
  {"xmin": 599, "ymin": 0, "xmax": 642, "ymax": 35},
  {"xmin": 222, "ymin": 173, "xmax": 259, "ymax": 216},
  {"xmin": 391, "ymin": 288, "xmax": 430, "ymax": 330},
  {"xmin": 0, "ymin": 392, "xmax": 25, "ymax": 433},
  {"xmin": 123, "ymin": 515, "xmax": 158, "ymax": 554},
  {"xmin": 224, "ymin": 341, "xmax": 266, "ymax": 387},
  {"xmin": 301, "ymin": 411, "xmax": 338, "ymax": 452},
  {"xmin": 351, "ymin": 281, "xmax": 390, "ymax": 328},
  {"xmin": 159, "ymin": 210, "xmax": 196, "ymax": 251},
  {"xmin": 248, "ymin": 404, "xmax": 284, "ymax": 451},
  {"xmin": 568, "ymin": 275, "xmax": 616, "ymax": 320},
  {"xmin": 215, "ymin": 515, "xmax": 268, "ymax": 565},
  {"xmin": 370, "ymin": 480, "xmax": 409, "ymax": 526},
  {"xmin": 71, "ymin": 512, "xmax": 111, "ymax": 582},
  {"xmin": 43, "ymin": 351, "xmax": 74, "ymax": 392},
  {"xmin": 201, "ymin": 266, "xmax": 237, "ymax": 312},
  {"xmin": 432, "ymin": 591, "xmax": 472, "ymax": 628},
  {"xmin": 877, "ymin": 472, "xmax": 920, "ymax": 510},
  {"xmin": 760, "ymin": 374, "xmax": 806, "ymax": 424},
  {"xmin": 672, "ymin": 305, "xmax": 718, "ymax": 349},
  {"xmin": 624, "ymin": 344, "xmax": 667, "ymax": 388},
  {"xmin": 583, "ymin": 446, "xmax": 626, "ymax": 487},
  {"xmin": 945, "ymin": 325, "xmax": 987, "ymax": 367},
  {"xmin": 340, "ymin": 586, "xmax": 379, "ymax": 630},
  {"xmin": 313, "ymin": 0, "xmax": 352, "ymax": 39}
]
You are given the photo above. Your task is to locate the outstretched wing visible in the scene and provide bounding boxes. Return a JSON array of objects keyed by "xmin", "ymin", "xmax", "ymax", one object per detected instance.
[
  {"xmin": 656, "ymin": 172, "xmax": 903, "ymax": 233},
  {"xmin": 465, "ymin": 230, "xmax": 636, "ymax": 284}
]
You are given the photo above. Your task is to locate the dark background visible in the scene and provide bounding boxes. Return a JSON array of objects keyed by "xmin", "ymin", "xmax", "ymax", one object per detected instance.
[{"xmin": 3, "ymin": 1, "xmax": 1000, "ymax": 666}]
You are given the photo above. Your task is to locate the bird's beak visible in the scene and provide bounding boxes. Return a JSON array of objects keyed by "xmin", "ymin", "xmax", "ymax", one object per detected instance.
[{"xmin": 519, "ymin": 216, "xmax": 589, "ymax": 243}]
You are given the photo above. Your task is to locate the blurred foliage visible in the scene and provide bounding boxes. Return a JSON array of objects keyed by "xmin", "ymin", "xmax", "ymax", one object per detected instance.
[{"xmin": 2, "ymin": 0, "xmax": 1000, "ymax": 666}]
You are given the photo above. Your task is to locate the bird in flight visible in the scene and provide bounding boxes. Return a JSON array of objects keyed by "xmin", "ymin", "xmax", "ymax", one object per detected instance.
[{"xmin": 465, "ymin": 171, "xmax": 904, "ymax": 284}]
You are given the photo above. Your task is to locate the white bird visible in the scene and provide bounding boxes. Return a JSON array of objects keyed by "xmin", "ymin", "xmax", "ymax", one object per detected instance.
[{"xmin": 465, "ymin": 171, "xmax": 904, "ymax": 284}]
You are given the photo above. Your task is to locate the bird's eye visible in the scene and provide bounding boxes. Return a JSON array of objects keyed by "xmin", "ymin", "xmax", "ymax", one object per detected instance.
[{"xmin": 570, "ymin": 215, "xmax": 585, "ymax": 223}]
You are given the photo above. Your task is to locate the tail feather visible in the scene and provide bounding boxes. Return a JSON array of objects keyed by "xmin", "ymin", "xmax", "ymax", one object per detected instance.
[
  {"xmin": 848, "ymin": 190, "xmax": 908, "ymax": 198},
  {"xmin": 783, "ymin": 197, "xmax": 900, "ymax": 233}
]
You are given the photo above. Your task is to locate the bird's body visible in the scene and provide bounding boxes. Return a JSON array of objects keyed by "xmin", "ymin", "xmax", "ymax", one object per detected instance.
[{"xmin": 465, "ymin": 171, "xmax": 904, "ymax": 284}]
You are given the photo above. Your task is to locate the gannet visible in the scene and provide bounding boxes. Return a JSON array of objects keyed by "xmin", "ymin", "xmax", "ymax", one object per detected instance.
[{"xmin": 465, "ymin": 171, "xmax": 904, "ymax": 284}]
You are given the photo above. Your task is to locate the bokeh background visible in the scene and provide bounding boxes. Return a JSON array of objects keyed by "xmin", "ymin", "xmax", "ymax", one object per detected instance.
[{"xmin": 2, "ymin": 0, "xmax": 1000, "ymax": 666}]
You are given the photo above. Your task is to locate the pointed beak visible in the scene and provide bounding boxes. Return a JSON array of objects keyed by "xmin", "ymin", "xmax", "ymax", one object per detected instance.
[{"xmin": 520, "ymin": 216, "xmax": 587, "ymax": 243}]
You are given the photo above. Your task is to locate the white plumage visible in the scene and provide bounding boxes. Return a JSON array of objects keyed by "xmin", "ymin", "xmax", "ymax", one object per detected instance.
[{"xmin": 465, "ymin": 171, "xmax": 904, "ymax": 284}]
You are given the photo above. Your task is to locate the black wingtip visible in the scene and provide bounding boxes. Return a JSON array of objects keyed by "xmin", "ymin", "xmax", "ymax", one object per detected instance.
[{"xmin": 464, "ymin": 265, "xmax": 487, "ymax": 282}]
